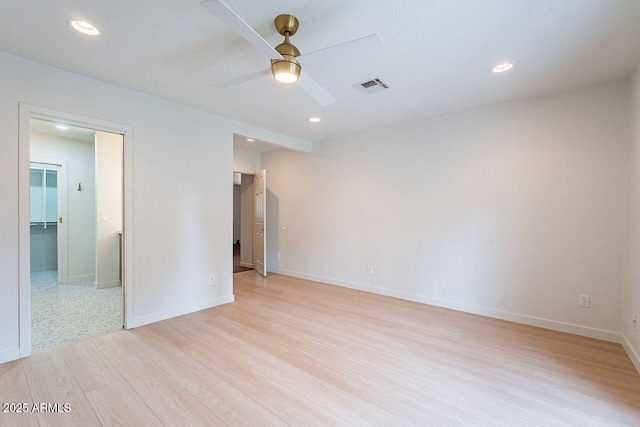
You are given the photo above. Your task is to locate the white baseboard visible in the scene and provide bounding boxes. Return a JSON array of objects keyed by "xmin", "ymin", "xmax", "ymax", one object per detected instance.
[
  {"xmin": 127, "ymin": 294, "xmax": 235, "ymax": 329},
  {"xmin": 96, "ymin": 280, "xmax": 121, "ymax": 290},
  {"xmin": 239, "ymin": 262, "xmax": 254, "ymax": 268},
  {"xmin": 0, "ymin": 347, "xmax": 21, "ymax": 365},
  {"xmin": 621, "ymin": 335, "xmax": 640, "ymax": 375},
  {"xmin": 272, "ymin": 268, "xmax": 622, "ymax": 344},
  {"xmin": 67, "ymin": 274, "xmax": 95, "ymax": 284}
]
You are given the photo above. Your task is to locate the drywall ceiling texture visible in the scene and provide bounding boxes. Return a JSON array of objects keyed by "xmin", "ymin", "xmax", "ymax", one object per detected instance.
[
  {"xmin": 624, "ymin": 64, "xmax": 640, "ymax": 366},
  {"xmin": 0, "ymin": 1, "xmax": 639, "ymax": 141},
  {"xmin": 0, "ymin": 51, "xmax": 257, "ymax": 362},
  {"xmin": 263, "ymin": 81, "xmax": 631, "ymax": 339}
]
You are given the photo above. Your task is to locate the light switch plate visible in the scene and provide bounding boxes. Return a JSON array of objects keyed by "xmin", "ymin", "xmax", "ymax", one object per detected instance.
[{"xmin": 100, "ymin": 213, "xmax": 109, "ymax": 222}]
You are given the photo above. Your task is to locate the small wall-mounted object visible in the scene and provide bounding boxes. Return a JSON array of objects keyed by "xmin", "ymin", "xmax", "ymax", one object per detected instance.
[{"xmin": 78, "ymin": 182, "xmax": 83, "ymax": 192}]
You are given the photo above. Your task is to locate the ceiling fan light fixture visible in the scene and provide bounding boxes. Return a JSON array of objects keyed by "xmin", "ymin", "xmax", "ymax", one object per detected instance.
[
  {"xmin": 271, "ymin": 17, "xmax": 302, "ymax": 85},
  {"xmin": 271, "ymin": 57, "xmax": 301, "ymax": 84}
]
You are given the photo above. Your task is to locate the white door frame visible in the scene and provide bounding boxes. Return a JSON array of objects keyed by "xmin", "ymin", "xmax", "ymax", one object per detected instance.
[{"xmin": 18, "ymin": 103, "xmax": 134, "ymax": 357}]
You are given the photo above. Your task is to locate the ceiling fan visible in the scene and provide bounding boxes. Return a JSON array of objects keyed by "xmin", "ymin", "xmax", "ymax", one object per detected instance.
[{"xmin": 201, "ymin": 0, "xmax": 384, "ymax": 106}]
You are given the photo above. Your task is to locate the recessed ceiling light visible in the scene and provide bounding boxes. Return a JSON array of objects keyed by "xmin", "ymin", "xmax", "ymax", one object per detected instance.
[
  {"xmin": 55, "ymin": 125, "xmax": 69, "ymax": 130},
  {"xmin": 308, "ymin": 117, "xmax": 321, "ymax": 123},
  {"xmin": 246, "ymin": 138, "xmax": 255, "ymax": 142},
  {"xmin": 490, "ymin": 62, "xmax": 513, "ymax": 74},
  {"xmin": 69, "ymin": 20, "xmax": 100, "ymax": 36}
]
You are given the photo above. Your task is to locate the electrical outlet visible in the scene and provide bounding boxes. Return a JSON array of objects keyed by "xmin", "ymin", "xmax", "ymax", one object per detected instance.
[
  {"xmin": 209, "ymin": 275, "xmax": 216, "ymax": 286},
  {"xmin": 367, "ymin": 265, "xmax": 374, "ymax": 274},
  {"xmin": 277, "ymin": 253, "xmax": 281, "ymax": 260},
  {"xmin": 634, "ymin": 314, "xmax": 638, "ymax": 330},
  {"xmin": 578, "ymin": 294, "xmax": 590, "ymax": 308}
]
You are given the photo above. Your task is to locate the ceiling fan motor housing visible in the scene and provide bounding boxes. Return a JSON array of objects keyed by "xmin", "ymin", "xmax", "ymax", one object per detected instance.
[{"xmin": 274, "ymin": 14, "xmax": 299, "ymax": 37}]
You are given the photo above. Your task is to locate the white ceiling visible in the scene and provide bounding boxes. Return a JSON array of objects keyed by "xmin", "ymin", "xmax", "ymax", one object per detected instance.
[
  {"xmin": 3, "ymin": 1, "xmax": 640, "ymax": 142},
  {"xmin": 30, "ymin": 118, "xmax": 96, "ymax": 143}
]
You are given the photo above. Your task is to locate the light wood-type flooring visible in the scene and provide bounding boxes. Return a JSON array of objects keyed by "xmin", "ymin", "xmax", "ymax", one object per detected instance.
[{"xmin": 2, "ymin": 271, "xmax": 640, "ymax": 426}]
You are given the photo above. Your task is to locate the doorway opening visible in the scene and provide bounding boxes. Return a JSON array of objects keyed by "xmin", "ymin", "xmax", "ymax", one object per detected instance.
[
  {"xmin": 232, "ymin": 169, "xmax": 267, "ymax": 277},
  {"xmin": 233, "ymin": 172, "xmax": 255, "ymax": 274},
  {"xmin": 28, "ymin": 118, "xmax": 124, "ymax": 351}
]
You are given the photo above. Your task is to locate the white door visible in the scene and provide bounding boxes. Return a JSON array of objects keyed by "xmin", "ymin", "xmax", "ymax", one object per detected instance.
[{"xmin": 254, "ymin": 169, "xmax": 266, "ymax": 276}]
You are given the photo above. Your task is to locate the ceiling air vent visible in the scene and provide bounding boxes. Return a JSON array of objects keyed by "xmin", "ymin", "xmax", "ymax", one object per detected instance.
[{"xmin": 353, "ymin": 78, "xmax": 391, "ymax": 95}]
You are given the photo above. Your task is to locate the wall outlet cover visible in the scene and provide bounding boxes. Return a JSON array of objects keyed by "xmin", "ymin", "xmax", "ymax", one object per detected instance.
[{"xmin": 578, "ymin": 294, "xmax": 590, "ymax": 308}]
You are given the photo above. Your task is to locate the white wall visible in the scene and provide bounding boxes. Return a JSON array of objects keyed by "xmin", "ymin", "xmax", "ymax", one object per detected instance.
[
  {"xmin": 624, "ymin": 64, "xmax": 640, "ymax": 371},
  {"xmin": 0, "ymin": 52, "xmax": 310, "ymax": 362},
  {"xmin": 95, "ymin": 131, "xmax": 123, "ymax": 289},
  {"xmin": 233, "ymin": 148, "xmax": 261, "ymax": 174},
  {"xmin": 31, "ymin": 132, "xmax": 96, "ymax": 282},
  {"xmin": 263, "ymin": 81, "xmax": 631, "ymax": 340}
]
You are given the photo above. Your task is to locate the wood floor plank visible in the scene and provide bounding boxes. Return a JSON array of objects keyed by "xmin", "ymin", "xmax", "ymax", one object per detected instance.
[
  {"xmin": 58, "ymin": 339, "xmax": 122, "ymax": 393},
  {"xmin": 7, "ymin": 270, "xmax": 640, "ymax": 425},
  {"xmin": 144, "ymin": 319, "xmax": 193, "ymax": 348},
  {"xmin": 172, "ymin": 314, "xmax": 413, "ymax": 426},
  {"xmin": 191, "ymin": 310, "xmax": 485, "ymax": 425},
  {"xmin": 22, "ymin": 349, "xmax": 100, "ymax": 426},
  {"xmin": 444, "ymin": 372, "xmax": 604, "ymax": 426},
  {"xmin": 217, "ymin": 307, "xmax": 460, "ymax": 397},
  {"xmin": 531, "ymin": 369, "xmax": 640, "ymax": 423},
  {"xmin": 85, "ymin": 379, "xmax": 162, "ymax": 427},
  {"xmin": 120, "ymin": 327, "xmax": 225, "ymax": 396},
  {"xmin": 127, "ymin": 325, "xmax": 289, "ymax": 426},
  {"xmin": 181, "ymin": 337, "xmax": 350, "ymax": 426},
  {"xmin": 95, "ymin": 332, "xmax": 226, "ymax": 426},
  {"xmin": 0, "ymin": 360, "xmax": 30, "ymax": 402},
  {"xmin": 0, "ymin": 398, "xmax": 39, "ymax": 427},
  {"xmin": 232, "ymin": 272, "xmax": 640, "ymax": 423},
  {"xmin": 194, "ymin": 381, "xmax": 286, "ymax": 427}
]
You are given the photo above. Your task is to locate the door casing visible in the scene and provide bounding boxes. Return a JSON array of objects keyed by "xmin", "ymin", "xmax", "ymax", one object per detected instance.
[{"xmin": 18, "ymin": 103, "xmax": 134, "ymax": 358}]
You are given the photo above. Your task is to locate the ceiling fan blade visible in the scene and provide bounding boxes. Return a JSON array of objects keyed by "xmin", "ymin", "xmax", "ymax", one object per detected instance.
[
  {"xmin": 297, "ymin": 34, "xmax": 384, "ymax": 69},
  {"xmin": 213, "ymin": 68, "xmax": 271, "ymax": 88},
  {"xmin": 297, "ymin": 72, "xmax": 336, "ymax": 106},
  {"xmin": 201, "ymin": 0, "xmax": 282, "ymax": 60}
]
